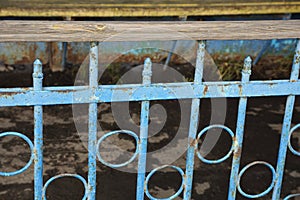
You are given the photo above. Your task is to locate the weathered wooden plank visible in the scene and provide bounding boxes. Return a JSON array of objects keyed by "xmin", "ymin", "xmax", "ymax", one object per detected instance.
[
  {"xmin": 0, "ymin": 0, "xmax": 299, "ymax": 17},
  {"xmin": 0, "ymin": 20, "xmax": 299, "ymax": 42}
]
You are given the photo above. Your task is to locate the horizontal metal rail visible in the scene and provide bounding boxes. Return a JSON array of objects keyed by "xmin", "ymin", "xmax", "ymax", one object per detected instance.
[
  {"xmin": 0, "ymin": 80, "xmax": 299, "ymax": 106},
  {"xmin": 0, "ymin": 20, "xmax": 299, "ymax": 200}
]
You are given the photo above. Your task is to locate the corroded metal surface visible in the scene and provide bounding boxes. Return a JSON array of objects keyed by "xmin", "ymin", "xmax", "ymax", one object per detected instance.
[{"xmin": 0, "ymin": 40, "xmax": 299, "ymax": 199}]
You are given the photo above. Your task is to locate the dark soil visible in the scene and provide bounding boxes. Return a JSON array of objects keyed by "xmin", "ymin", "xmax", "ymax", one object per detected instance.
[{"xmin": 0, "ymin": 54, "xmax": 299, "ymax": 200}]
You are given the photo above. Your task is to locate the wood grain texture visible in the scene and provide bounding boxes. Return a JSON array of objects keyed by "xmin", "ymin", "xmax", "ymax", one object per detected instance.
[
  {"xmin": 0, "ymin": 20, "xmax": 299, "ymax": 42},
  {"xmin": 0, "ymin": 0, "xmax": 299, "ymax": 17}
]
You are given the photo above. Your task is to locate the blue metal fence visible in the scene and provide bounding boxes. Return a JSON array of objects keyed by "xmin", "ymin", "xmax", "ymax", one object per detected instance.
[{"xmin": 0, "ymin": 39, "xmax": 299, "ymax": 200}]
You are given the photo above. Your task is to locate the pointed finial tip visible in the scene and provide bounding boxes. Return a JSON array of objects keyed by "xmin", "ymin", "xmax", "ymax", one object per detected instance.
[
  {"xmin": 145, "ymin": 57, "xmax": 151, "ymax": 64},
  {"xmin": 199, "ymin": 41, "xmax": 206, "ymax": 48},
  {"xmin": 245, "ymin": 56, "xmax": 252, "ymax": 62},
  {"xmin": 242, "ymin": 56, "xmax": 252, "ymax": 74},
  {"xmin": 34, "ymin": 59, "xmax": 42, "ymax": 65}
]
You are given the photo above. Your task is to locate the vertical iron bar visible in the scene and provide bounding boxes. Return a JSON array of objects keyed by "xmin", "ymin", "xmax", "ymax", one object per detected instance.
[
  {"xmin": 136, "ymin": 58, "xmax": 152, "ymax": 200},
  {"xmin": 272, "ymin": 40, "xmax": 300, "ymax": 200},
  {"xmin": 228, "ymin": 56, "xmax": 252, "ymax": 200},
  {"xmin": 88, "ymin": 42, "xmax": 99, "ymax": 200},
  {"xmin": 183, "ymin": 41, "xmax": 205, "ymax": 199},
  {"xmin": 62, "ymin": 17, "xmax": 71, "ymax": 71},
  {"xmin": 33, "ymin": 59, "xmax": 43, "ymax": 200},
  {"xmin": 62, "ymin": 42, "xmax": 67, "ymax": 70},
  {"xmin": 61, "ymin": 16, "xmax": 72, "ymax": 71}
]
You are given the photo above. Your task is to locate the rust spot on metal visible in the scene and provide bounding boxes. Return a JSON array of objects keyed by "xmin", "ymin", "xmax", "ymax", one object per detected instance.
[
  {"xmin": 66, "ymin": 44, "xmax": 86, "ymax": 64},
  {"xmin": 120, "ymin": 88, "xmax": 134, "ymax": 96},
  {"xmin": 17, "ymin": 43, "xmax": 40, "ymax": 65},
  {"xmin": 234, "ymin": 146, "xmax": 242, "ymax": 159},
  {"xmin": 238, "ymin": 84, "xmax": 242, "ymax": 96},
  {"xmin": 0, "ymin": 92, "xmax": 18, "ymax": 97},
  {"xmin": 33, "ymin": 148, "xmax": 38, "ymax": 163},
  {"xmin": 203, "ymin": 85, "xmax": 208, "ymax": 96},
  {"xmin": 295, "ymin": 55, "xmax": 300, "ymax": 64},
  {"xmin": 49, "ymin": 42, "xmax": 64, "ymax": 71},
  {"xmin": 0, "ymin": 42, "xmax": 48, "ymax": 66},
  {"xmin": 90, "ymin": 52, "xmax": 97, "ymax": 60},
  {"xmin": 231, "ymin": 189, "xmax": 235, "ymax": 197},
  {"xmin": 57, "ymin": 90, "xmax": 71, "ymax": 93},
  {"xmin": 190, "ymin": 138, "xmax": 197, "ymax": 147},
  {"xmin": 89, "ymin": 185, "xmax": 94, "ymax": 192},
  {"xmin": 291, "ymin": 80, "xmax": 296, "ymax": 82},
  {"xmin": 14, "ymin": 56, "xmax": 31, "ymax": 65},
  {"xmin": 144, "ymin": 182, "xmax": 147, "ymax": 192},
  {"xmin": 233, "ymin": 136, "xmax": 237, "ymax": 144}
]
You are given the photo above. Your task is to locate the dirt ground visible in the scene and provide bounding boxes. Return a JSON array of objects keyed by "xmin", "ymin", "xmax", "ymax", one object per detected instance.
[{"xmin": 0, "ymin": 54, "xmax": 299, "ymax": 200}]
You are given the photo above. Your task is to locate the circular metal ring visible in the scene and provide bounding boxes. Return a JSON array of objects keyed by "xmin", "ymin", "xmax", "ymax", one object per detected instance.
[
  {"xmin": 42, "ymin": 174, "xmax": 88, "ymax": 200},
  {"xmin": 283, "ymin": 193, "xmax": 300, "ymax": 200},
  {"xmin": 0, "ymin": 132, "xmax": 34, "ymax": 176},
  {"xmin": 195, "ymin": 124, "xmax": 235, "ymax": 164},
  {"xmin": 288, "ymin": 124, "xmax": 300, "ymax": 156},
  {"xmin": 96, "ymin": 130, "xmax": 139, "ymax": 168},
  {"xmin": 237, "ymin": 161, "xmax": 276, "ymax": 198},
  {"xmin": 145, "ymin": 165, "xmax": 185, "ymax": 200}
]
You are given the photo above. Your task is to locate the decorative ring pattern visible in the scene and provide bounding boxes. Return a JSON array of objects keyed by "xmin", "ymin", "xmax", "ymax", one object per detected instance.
[
  {"xmin": 0, "ymin": 132, "xmax": 34, "ymax": 176},
  {"xmin": 237, "ymin": 161, "xmax": 276, "ymax": 198},
  {"xmin": 145, "ymin": 165, "xmax": 185, "ymax": 200},
  {"xmin": 42, "ymin": 174, "xmax": 88, "ymax": 200},
  {"xmin": 195, "ymin": 124, "xmax": 235, "ymax": 164},
  {"xmin": 283, "ymin": 193, "xmax": 300, "ymax": 200},
  {"xmin": 96, "ymin": 130, "xmax": 139, "ymax": 168},
  {"xmin": 288, "ymin": 124, "xmax": 300, "ymax": 156}
]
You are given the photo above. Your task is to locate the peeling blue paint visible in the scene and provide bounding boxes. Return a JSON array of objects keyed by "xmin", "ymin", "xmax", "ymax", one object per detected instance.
[{"xmin": 0, "ymin": 40, "xmax": 299, "ymax": 200}]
